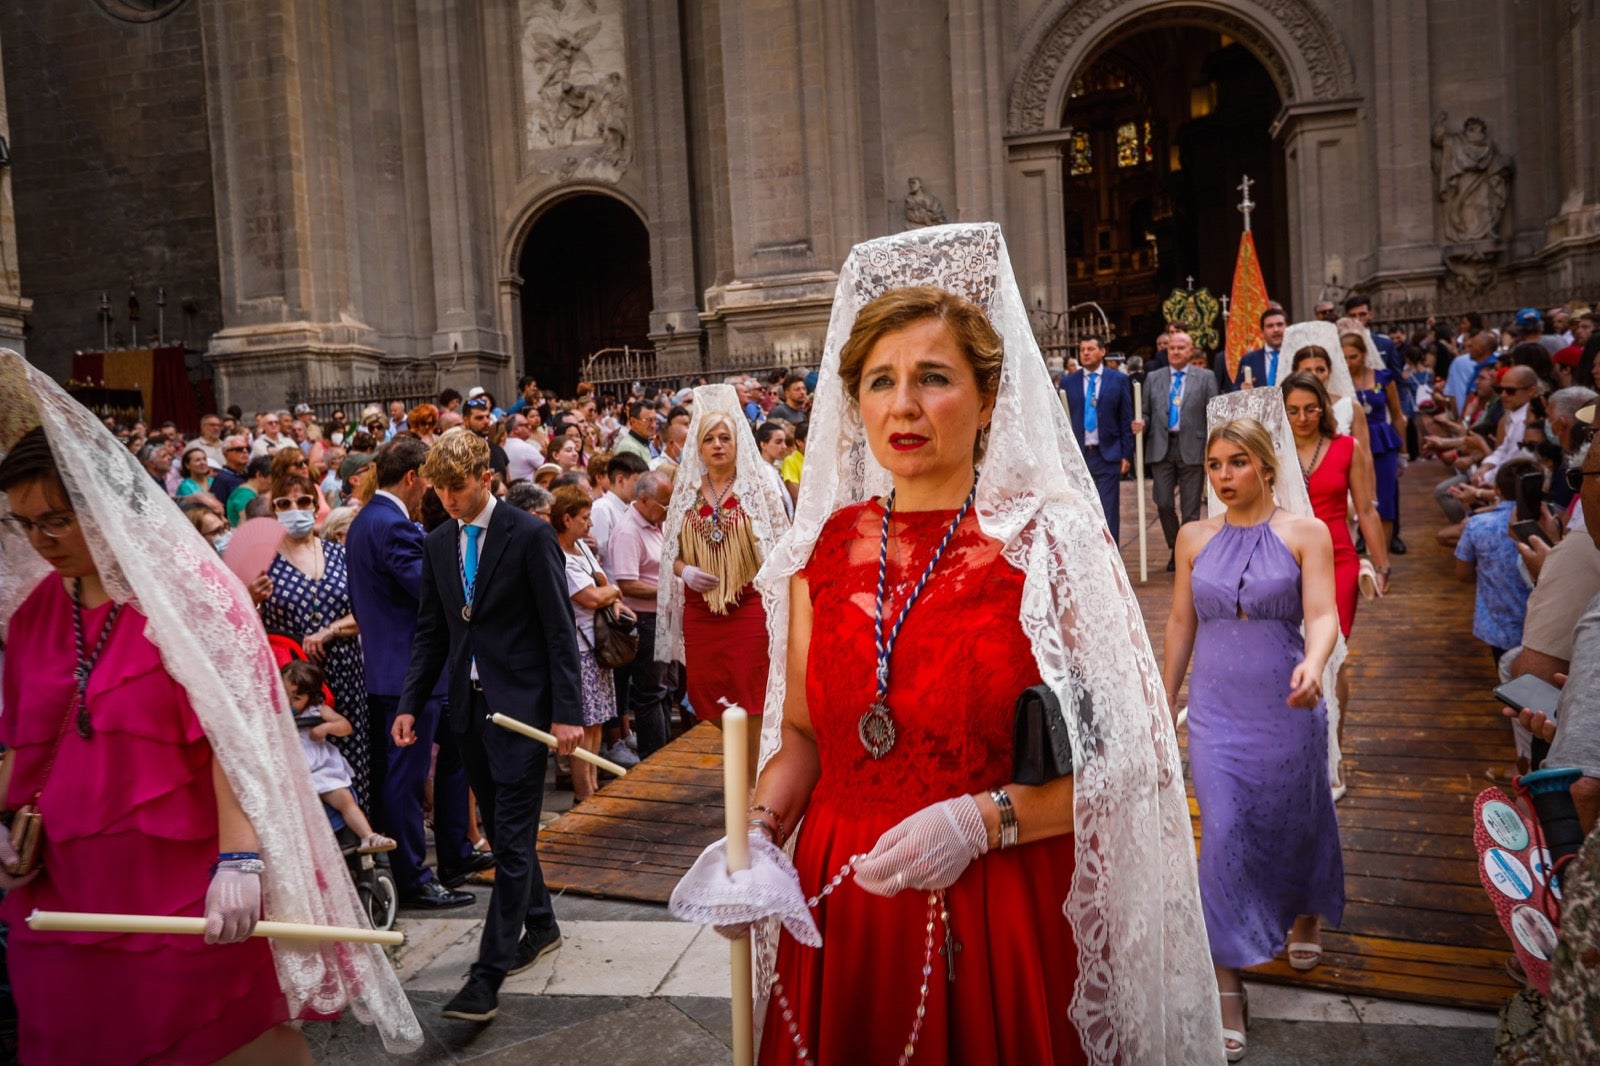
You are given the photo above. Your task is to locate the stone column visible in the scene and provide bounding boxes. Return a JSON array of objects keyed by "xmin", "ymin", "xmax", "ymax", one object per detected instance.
[
  {"xmin": 1365, "ymin": 0, "xmax": 1441, "ymax": 288},
  {"xmin": 1274, "ymin": 102, "xmax": 1363, "ymax": 317},
  {"xmin": 414, "ymin": 0, "xmax": 509, "ymax": 396},
  {"xmin": 0, "ymin": 23, "xmax": 31, "ymax": 354},
  {"xmin": 199, "ymin": 0, "xmax": 386, "ymax": 414},
  {"xmin": 630, "ymin": 0, "xmax": 702, "ymax": 375},
  {"xmin": 947, "ymin": 0, "xmax": 1006, "ymax": 224},
  {"xmin": 1004, "ymin": 138, "xmax": 1068, "ymax": 313},
  {"xmin": 700, "ymin": 0, "xmax": 862, "ymax": 358},
  {"xmin": 1542, "ymin": 0, "xmax": 1600, "ymax": 284}
]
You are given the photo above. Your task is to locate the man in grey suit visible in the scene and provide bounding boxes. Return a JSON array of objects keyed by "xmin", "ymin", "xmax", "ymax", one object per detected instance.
[{"xmin": 1132, "ymin": 328, "xmax": 1218, "ymax": 570}]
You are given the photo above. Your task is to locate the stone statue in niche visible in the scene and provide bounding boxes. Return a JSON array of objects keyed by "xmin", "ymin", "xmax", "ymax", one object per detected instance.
[
  {"xmin": 1431, "ymin": 112, "xmax": 1513, "ymax": 243},
  {"xmin": 903, "ymin": 177, "xmax": 949, "ymax": 228}
]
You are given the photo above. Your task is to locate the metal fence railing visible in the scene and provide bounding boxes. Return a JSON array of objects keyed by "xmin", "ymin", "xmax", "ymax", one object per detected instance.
[{"xmin": 285, "ymin": 367, "xmax": 440, "ymax": 422}]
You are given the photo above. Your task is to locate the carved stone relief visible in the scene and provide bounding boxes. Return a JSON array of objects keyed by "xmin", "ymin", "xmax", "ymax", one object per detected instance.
[
  {"xmin": 1008, "ymin": 0, "xmax": 1357, "ymax": 135},
  {"xmin": 1431, "ymin": 112, "xmax": 1513, "ymax": 244},
  {"xmin": 902, "ymin": 177, "xmax": 949, "ymax": 229},
  {"xmin": 521, "ymin": 0, "xmax": 632, "ymax": 183}
]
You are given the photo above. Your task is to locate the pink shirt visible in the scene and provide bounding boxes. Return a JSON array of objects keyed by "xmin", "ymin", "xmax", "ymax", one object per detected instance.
[{"xmin": 607, "ymin": 503, "xmax": 663, "ymax": 615}]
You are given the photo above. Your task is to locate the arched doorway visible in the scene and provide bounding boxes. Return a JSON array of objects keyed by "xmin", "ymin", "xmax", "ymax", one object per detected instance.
[
  {"xmin": 518, "ymin": 194, "xmax": 652, "ymax": 396},
  {"xmin": 1061, "ymin": 29, "xmax": 1288, "ymax": 350}
]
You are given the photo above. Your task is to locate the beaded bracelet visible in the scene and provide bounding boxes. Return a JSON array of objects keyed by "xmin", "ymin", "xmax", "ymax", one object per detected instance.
[
  {"xmin": 217, "ymin": 851, "xmax": 261, "ymax": 862},
  {"xmin": 746, "ymin": 804, "xmax": 785, "ymax": 841},
  {"xmin": 213, "ymin": 858, "xmax": 266, "ymax": 875}
]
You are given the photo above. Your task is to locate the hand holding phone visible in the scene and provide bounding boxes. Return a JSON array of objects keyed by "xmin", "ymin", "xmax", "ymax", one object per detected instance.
[{"xmin": 1494, "ymin": 674, "xmax": 1562, "ymax": 719}]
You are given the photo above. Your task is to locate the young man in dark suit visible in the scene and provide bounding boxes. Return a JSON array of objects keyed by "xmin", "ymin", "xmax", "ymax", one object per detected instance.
[
  {"xmin": 1060, "ymin": 335, "xmax": 1136, "ymax": 542},
  {"xmin": 346, "ymin": 436, "xmax": 483, "ymax": 910},
  {"xmin": 396, "ymin": 430, "xmax": 584, "ymax": 1022},
  {"xmin": 1222, "ymin": 307, "xmax": 1287, "ymax": 393}
]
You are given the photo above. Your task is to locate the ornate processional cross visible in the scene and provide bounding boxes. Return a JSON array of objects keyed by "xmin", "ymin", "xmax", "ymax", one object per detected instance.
[{"xmin": 1237, "ymin": 174, "xmax": 1256, "ymax": 233}]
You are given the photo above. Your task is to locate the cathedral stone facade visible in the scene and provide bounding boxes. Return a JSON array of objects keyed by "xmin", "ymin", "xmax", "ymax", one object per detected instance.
[{"xmin": 1, "ymin": 0, "xmax": 1596, "ymax": 412}]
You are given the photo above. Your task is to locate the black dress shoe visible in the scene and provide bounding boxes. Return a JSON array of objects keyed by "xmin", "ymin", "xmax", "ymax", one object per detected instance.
[
  {"xmin": 509, "ymin": 924, "xmax": 563, "ymax": 976},
  {"xmin": 1389, "ymin": 533, "xmax": 1407, "ymax": 555},
  {"xmin": 438, "ymin": 850, "xmax": 496, "ymax": 888},
  {"xmin": 441, "ymin": 974, "xmax": 500, "ymax": 1022},
  {"xmin": 400, "ymin": 879, "xmax": 474, "ymax": 909}
]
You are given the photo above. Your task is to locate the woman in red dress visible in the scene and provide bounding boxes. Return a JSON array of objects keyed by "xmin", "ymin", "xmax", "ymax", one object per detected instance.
[
  {"xmin": 657, "ymin": 386, "xmax": 792, "ymax": 781},
  {"xmin": 1284, "ymin": 371, "xmax": 1391, "ymax": 791},
  {"xmin": 672, "ymin": 227, "xmax": 1220, "ymax": 1066}
]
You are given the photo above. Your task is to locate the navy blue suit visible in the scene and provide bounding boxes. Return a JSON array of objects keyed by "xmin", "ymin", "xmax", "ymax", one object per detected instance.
[
  {"xmin": 1221, "ymin": 347, "xmax": 1277, "ymax": 393},
  {"xmin": 345, "ymin": 493, "xmax": 470, "ymax": 893},
  {"xmin": 400, "ymin": 498, "xmax": 583, "ymax": 984},
  {"xmin": 1060, "ymin": 366, "xmax": 1135, "ymax": 542}
]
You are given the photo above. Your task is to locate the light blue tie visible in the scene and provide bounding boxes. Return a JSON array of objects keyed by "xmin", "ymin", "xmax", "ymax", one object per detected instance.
[
  {"xmin": 1267, "ymin": 349, "xmax": 1279, "ymax": 383},
  {"xmin": 1169, "ymin": 370, "xmax": 1185, "ymax": 430},
  {"xmin": 1085, "ymin": 372, "xmax": 1099, "ymax": 434},
  {"xmin": 463, "ymin": 524, "xmax": 480, "ymax": 602}
]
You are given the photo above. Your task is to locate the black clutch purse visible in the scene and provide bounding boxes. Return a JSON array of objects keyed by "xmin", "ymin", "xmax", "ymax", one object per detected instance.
[{"xmin": 1012, "ymin": 683, "xmax": 1076, "ymax": 785}]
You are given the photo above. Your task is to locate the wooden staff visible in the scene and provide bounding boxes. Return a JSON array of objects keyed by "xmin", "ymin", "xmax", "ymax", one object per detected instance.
[
  {"xmin": 1134, "ymin": 380, "xmax": 1148, "ymax": 582},
  {"xmin": 723, "ymin": 705, "xmax": 755, "ymax": 1066},
  {"xmin": 27, "ymin": 910, "xmax": 403, "ymax": 946},
  {"xmin": 488, "ymin": 713, "xmax": 629, "ymax": 777}
]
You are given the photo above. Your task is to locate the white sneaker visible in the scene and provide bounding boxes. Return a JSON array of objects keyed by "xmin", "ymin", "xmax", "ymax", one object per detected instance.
[{"xmin": 602, "ymin": 740, "xmax": 641, "ymax": 768}]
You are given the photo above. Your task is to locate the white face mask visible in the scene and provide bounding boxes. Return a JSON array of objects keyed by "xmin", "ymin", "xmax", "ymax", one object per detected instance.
[
  {"xmin": 277, "ymin": 509, "xmax": 316, "ymax": 538},
  {"xmin": 331, "ymin": 431, "xmax": 345, "ymax": 446},
  {"xmin": 211, "ymin": 530, "xmax": 233, "ymax": 556}
]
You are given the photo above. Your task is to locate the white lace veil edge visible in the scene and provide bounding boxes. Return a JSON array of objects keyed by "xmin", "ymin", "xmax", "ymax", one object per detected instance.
[
  {"xmin": 655, "ymin": 383, "xmax": 792, "ymax": 668},
  {"xmin": 1204, "ymin": 388, "xmax": 1348, "ymax": 781},
  {"xmin": 0, "ymin": 351, "xmax": 422, "ymax": 1052},
  {"xmin": 751, "ymin": 225, "xmax": 1224, "ymax": 1064}
]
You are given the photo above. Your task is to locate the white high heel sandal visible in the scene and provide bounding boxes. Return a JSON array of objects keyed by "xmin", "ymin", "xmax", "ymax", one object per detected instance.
[{"xmin": 1220, "ymin": 990, "xmax": 1249, "ymax": 1062}]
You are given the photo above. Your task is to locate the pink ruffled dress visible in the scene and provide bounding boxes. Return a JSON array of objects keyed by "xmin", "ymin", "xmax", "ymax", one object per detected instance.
[{"xmin": 0, "ymin": 579, "xmax": 288, "ymax": 1065}]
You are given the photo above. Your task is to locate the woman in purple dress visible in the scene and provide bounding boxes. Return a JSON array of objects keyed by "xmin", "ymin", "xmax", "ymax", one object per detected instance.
[{"xmin": 1165, "ymin": 417, "xmax": 1342, "ymax": 1061}]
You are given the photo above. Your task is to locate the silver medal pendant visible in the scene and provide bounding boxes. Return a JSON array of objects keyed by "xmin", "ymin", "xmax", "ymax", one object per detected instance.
[
  {"xmin": 710, "ymin": 526, "xmax": 724, "ymax": 544},
  {"xmin": 461, "ymin": 604, "xmax": 472, "ymax": 622},
  {"xmin": 859, "ymin": 700, "xmax": 896, "ymax": 759}
]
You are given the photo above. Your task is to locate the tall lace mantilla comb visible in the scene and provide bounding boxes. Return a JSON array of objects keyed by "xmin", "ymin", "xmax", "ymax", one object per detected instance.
[{"xmin": 751, "ymin": 223, "xmax": 1224, "ymax": 1064}]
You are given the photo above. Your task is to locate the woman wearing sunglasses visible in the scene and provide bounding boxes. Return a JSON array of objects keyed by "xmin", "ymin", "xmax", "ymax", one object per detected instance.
[{"xmin": 257, "ymin": 472, "xmax": 372, "ymax": 808}]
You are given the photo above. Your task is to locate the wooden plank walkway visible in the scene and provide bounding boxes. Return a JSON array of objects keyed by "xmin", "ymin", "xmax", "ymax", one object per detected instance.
[{"xmin": 540, "ymin": 466, "xmax": 1520, "ymax": 1011}]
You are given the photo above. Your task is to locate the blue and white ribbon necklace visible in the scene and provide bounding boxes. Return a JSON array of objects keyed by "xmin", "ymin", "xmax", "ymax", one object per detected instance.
[{"xmin": 859, "ymin": 478, "xmax": 978, "ymax": 759}]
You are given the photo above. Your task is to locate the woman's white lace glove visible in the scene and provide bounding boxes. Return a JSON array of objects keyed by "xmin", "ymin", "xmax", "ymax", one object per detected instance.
[
  {"xmin": 204, "ymin": 868, "xmax": 261, "ymax": 944},
  {"xmin": 852, "ymin": 795, "xmax": 988, "ymax": 897},
  {"xmin": 669, "ymin": 832, "xmax": 821, "ymax": 946},
  {"xmin": 681, "ymin": 565, "xmax": 721, "ymax": 593}
]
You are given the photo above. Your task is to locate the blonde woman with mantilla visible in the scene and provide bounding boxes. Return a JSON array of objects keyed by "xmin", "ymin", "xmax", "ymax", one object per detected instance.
[
  {"xmin": 669, "ymin": 225, "xmax": 1221, "ymax": 1064},
  {"xmin": 657, "ymin": 385, "xmax": 791, "ymax": 778}
]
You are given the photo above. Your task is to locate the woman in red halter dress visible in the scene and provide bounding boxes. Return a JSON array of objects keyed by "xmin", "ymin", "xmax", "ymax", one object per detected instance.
[{"xmin": 1285, "ymin": 372, "xmax": 1390, "ymax": 637}]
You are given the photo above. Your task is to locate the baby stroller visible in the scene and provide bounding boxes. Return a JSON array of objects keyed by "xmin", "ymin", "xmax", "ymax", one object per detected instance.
[{"xmin": 266, "ymin": 633, "xmax": 398, "ymax": 933}]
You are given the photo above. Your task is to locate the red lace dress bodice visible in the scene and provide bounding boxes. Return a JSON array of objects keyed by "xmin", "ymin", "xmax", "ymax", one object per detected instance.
[{"xmin": 760, "ymin": 500, "xmax": 1084, "ymax": 1065}]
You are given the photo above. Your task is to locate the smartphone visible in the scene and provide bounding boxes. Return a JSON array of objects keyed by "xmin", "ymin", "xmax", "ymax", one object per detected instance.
[
  {"xmin": 1517, "ymin": 471, "xmax": 1544, "ymax": 522},
  {"xmin": 1494, "ymin": 675, "xmax": 1562, "ymax": 718},
  {"xmin": 1511, "ymin": 520, "xmax": 1545, "ymax": 547}
]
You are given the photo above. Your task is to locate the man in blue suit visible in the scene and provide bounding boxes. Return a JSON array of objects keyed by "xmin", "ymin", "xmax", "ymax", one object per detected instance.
[
  {"xmin": 346, "ymin": 436, "xmax": 483, "ymax": 909},
  {"xmin": 398, "ymin": 430, "xmax": 584, "ymax": 1023},
  {"xmin": 1060, "ymin": 335, "xmax": 1136, "ymax": 543},
  {"xmin": 1221, "ymin": 307, "xmax": 1288, "ymax": 393}
]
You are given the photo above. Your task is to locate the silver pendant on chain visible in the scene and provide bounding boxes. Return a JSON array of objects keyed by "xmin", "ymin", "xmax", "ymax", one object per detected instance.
[
  {"xmin": 710, "ymin": 526, "xmax": 724, "ymax": 544},
  {"xmin": 859, "ymin": 700, "xmax": 896, "ymax": 759},
  {"xmin": 461, "ymin": 604, "xmax": 472, "ymax": 622}
]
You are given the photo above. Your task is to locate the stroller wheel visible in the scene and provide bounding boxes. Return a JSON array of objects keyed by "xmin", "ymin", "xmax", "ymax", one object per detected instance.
[{"xmin": 362, "ymin": 866, "xmax": 400, "ymax": 932}]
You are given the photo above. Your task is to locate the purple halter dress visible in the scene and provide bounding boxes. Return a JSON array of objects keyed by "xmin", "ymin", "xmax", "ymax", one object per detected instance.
[{"xmin": 1186, "ymin": 516, "xmax": 1345, "ymax": 969}]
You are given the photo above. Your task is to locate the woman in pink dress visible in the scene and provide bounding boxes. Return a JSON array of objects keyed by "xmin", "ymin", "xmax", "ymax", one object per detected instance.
[{"xmin": 0, "ymin": 350, "xmax": 421, "ymax": 1063}]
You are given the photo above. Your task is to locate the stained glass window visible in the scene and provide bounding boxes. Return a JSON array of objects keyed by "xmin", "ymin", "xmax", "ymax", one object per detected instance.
[
  {"xmin": 1143, "ymin": 121, "xmax": 1154, "ymax": 163},
  {"xmin": 1116, "ymin": 122, "xmax": 1139, "ymax": 168},
  {"xmin": 1070, "ymin": 130, "xmax": 1093, "ymax": 176}
]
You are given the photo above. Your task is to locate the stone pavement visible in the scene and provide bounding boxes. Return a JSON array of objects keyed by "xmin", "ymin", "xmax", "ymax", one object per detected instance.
[{"xmin": 314, "ymin": 892, "xmax": 1500, "ymax": 1064}]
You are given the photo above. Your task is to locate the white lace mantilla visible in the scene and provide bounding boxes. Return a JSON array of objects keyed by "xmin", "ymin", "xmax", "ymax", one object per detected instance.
[
  {"xmin": 751, "ymin": 225, "xmax": 1223, "ymax": 1064},
  {"xmin": 0, "ymin": 350, "xmax": 422, "ymax": 1052}
]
